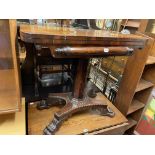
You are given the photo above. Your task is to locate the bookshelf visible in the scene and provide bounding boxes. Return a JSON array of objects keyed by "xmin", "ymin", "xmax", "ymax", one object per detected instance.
[
  {"xmin": 115, "ymin": 32, "xmax": 154, "ymax": 134},
  {"xmin": 120, "ymin": 19, "xmax": 149, "ymax": 34}
]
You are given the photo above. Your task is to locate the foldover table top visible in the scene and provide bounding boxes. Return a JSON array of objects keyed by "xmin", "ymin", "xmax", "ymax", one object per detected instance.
[{"xmin": 20, "ymin": 24, "xmax": 147, "ymax": 47}]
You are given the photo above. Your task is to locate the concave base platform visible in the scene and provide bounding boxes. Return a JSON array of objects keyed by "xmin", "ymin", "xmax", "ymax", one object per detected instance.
[{"xmin": 35, "ymin": 92, "xmax": 115, "ymax": 135}]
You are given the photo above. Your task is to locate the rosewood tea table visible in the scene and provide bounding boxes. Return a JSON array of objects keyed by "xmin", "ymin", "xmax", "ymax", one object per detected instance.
[{"xmin": 20, "ymin": 25, "xmax": 147, "ymax": 134}]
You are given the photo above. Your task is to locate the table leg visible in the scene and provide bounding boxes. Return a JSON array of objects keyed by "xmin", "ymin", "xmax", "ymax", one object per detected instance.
[
  {"xmin": 73, "ymin": 59, "xmax": 89, "ymax": 99},
  {"xmin": 42, "ymin": 59, "xmax": 115, "ymax": 135}
]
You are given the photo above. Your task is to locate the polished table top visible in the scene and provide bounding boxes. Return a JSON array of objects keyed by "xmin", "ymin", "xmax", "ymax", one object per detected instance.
[{"xmin": 20, "ymin": 24, "xmax": 147, "ymax": 48}]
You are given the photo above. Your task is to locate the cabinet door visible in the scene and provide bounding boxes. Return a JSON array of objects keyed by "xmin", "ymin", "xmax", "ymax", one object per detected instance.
[{"xmin": 0, "ymin": 19, "xmax": 21, "ymax": 114}]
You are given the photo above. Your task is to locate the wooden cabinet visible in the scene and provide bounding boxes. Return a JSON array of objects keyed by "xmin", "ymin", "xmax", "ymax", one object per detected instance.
[
  {"xmin": 115, "ymin": 32, "xmax": 155, "ymax": 134},
  {"xmin": 0, "ymin": 19, "xmax": 21, "ymax": 114},
  {"xmin": 142, "ymin": 33, "xmax": 155, "ymax": 85}
]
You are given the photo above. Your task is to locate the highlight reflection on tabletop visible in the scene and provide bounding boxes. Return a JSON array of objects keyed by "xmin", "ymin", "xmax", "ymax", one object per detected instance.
[{"xmin": 20, "ymin": 24, "xmax": 147, "ymax": 40}]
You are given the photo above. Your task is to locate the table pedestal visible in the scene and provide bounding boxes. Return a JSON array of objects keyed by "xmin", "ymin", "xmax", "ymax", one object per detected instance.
[
  {"xmin": 37, "ymin": 59, "xmax": 115, "ymax": 135},
  {"xmin": 43, "ymin": 92, "xmax": 115, "ymax": 135}
]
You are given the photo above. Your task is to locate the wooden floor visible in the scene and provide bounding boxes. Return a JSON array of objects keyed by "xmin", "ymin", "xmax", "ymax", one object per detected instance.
[{"xmin": 28, "ymin": 93, "xmax": 127, "ymax": 135}]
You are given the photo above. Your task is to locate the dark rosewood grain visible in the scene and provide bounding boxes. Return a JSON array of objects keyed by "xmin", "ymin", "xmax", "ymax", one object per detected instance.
[
  {"xmin": 73, "ymin": 59, "xmax": 89, "ymax": 99},
  {"xmin": 20, "ymin": 24, "xmax": 147, "ymax": 48}
]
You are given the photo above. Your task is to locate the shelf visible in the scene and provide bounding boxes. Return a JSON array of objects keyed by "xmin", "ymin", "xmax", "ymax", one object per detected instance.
[
  {"xmin": 125, "ymin": 118, "xmax": 137, "ymax": 131},
  {"xmin": 0, "ymin": 98, "xmax": 25, "ymax": 134},
  {"xmin": 146, "ymin": 56, "xmax": 155, "ymax": 65},
  {"xmin": 0, "ymin": 89, "xmax": 18, "ymax": 112},
  {"xmin": 135, "ymin": 79, "xmax": 154, "ymax": 92},
  {"xmin": 121, "ymin": 21, "xmax": 140, "ymax": 28},
  {"xmin": 127, "ymin": 99, "xmax": 145, "ymax": 115}
]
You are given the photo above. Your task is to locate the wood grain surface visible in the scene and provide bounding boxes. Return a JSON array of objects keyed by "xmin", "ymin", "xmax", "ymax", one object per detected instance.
[
  {"xmin": 20, "ymin": 24, "xmax": 147, "ymax": 48},
  {"xmin": 115, "ymin": 37, "xmax": 154, "ymax": 116}
]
